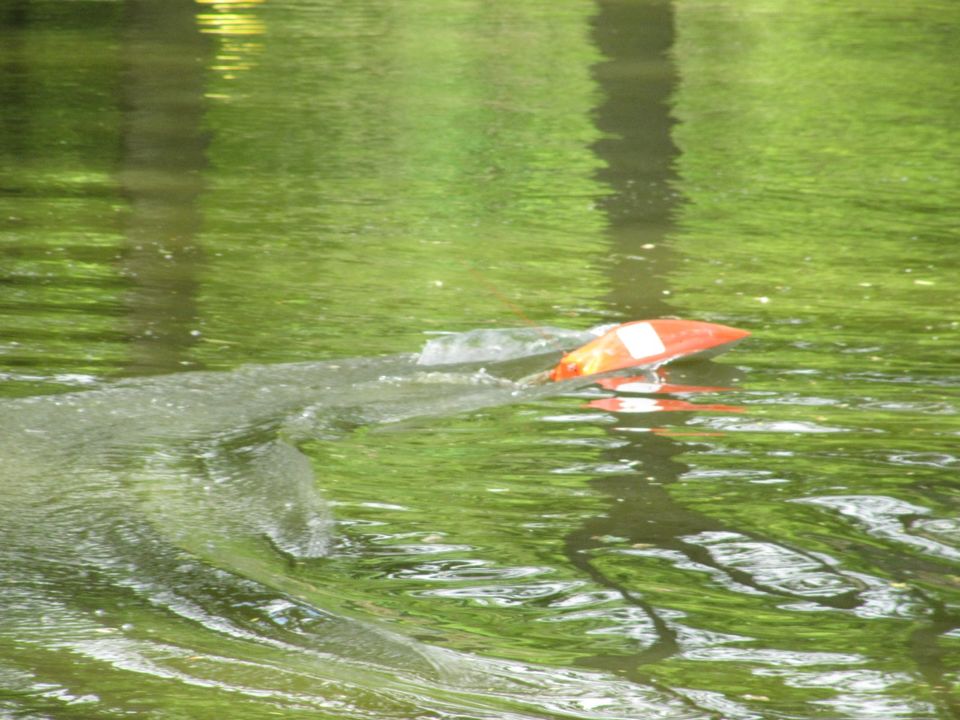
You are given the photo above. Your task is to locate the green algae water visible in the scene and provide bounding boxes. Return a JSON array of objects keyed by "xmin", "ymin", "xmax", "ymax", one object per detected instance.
[{"xmin": 2, "ymin": 1, "xmax": 959, "ymax": 718}]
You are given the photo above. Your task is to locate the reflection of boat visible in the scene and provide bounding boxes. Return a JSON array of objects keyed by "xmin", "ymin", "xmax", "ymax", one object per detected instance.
[
  {"xmin": 588, "ymin": 397, "xmax": 745, "ymax": 414},
  {"xmin": 595, "ymin": 375, "xmax": 735, "ymax": 395},
  {"xmin": 550, "ymin": 319, "xmax": 750, "ymax": 381}
]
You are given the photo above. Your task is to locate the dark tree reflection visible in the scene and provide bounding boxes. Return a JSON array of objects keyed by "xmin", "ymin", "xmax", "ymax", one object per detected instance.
[{"xmin": 119, "ymin": 0, "xmax": 212, "ymax": 375}]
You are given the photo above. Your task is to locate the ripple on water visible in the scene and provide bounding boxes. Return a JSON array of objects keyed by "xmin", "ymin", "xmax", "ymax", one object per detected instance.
[
  {"xmin": 368, "ymin": 542, "xmax": 475, "ymax": 557},
  {"xmin": 387, "ymin": 558, "xmax": 552, "ymax": 582},
  {"xmin": 682, "ymin": 646, "xmax": 864, "ymax": 667},
  {"xmin": 795, "ymin": 495, "xmax": 960, "ymax": 562},
  {"xmin": 690, "ymin": 417, "xmax": 853, "ymax": 434},
  {"xmin": 415, "ymin": 580, "xmax": 584, "ymax": 608},
  {"xmin": 883, "ymin": 451, "xmax": 959, "ymax": 469},
  {"xmin": 681, "ymin": 531, "xmax": 863, "ymax": 600},
  {"xmin": 547, "ymin": 589, "xmax": 623, "ymax": 609},
  {"xmin": 754, "ymin": 668, "xmax": 934, "ymax": 719},
  {"xmin": 537, "ymin": 606, "xmax": 659, "ymax": 643},
  {"xmin": 912, "ymin": 516, "xmax": 960, "ymax": 543},
  {"xmin": 859, "ymin": 400, "xmax": 957, "ymax": 414}
]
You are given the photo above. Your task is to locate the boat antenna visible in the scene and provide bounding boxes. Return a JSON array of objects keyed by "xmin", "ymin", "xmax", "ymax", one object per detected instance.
[{"xmin": 461, "ymin": 262, "xmax": 556, "ymax": 342}]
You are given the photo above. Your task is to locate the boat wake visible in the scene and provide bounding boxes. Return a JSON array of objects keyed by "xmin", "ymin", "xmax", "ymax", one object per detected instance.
[{"xmin": 0, "ymin": 327, "xmax": 719, "ymax": 719}]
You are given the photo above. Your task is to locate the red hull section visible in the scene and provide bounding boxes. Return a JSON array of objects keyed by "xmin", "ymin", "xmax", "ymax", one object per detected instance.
[{"xmin": 550, "ymin": 319, "xmax": 750, "ymax": 382}]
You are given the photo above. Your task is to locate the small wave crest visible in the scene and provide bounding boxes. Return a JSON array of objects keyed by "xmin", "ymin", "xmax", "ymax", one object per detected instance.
[{"xmin": 417, "ymin": 326, "xmax": 601, "ymax": 366}]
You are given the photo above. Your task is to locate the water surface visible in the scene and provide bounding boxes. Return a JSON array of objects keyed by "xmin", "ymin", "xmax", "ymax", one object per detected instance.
[{"xmin": 1, "ymin": 1, "xmax": 959, "ymax": 718}]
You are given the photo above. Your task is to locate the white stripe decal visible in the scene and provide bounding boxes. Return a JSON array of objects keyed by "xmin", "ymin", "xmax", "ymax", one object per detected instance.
[{"xmin": 616, "ymin": 322, "xmax": 666, "ymax": 360}]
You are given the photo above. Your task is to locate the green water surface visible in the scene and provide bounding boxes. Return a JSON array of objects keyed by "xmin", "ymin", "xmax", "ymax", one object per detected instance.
[{"xmin": 2, "ymin": 1, "xmax": 959, "ymax": 718}]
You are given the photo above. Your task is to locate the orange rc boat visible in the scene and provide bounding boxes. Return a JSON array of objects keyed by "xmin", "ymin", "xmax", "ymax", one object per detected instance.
[{"xmin": 549, "ymin": 319, "xmax": 749, "ymax": 381}]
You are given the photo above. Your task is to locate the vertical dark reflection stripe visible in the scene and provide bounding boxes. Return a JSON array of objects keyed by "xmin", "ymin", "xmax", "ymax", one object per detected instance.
[
  {"xmin": 590, "ymin": 0, "xmax": 679, "ymax": 317},
  {"xmin": 0, "ymin": 1, "xmax": 29, "ymax": 28},
  {"xmin": 0, "ymin": 1, "xmax": 31, "ymax": 162},
  {"xmin": 560, "ymin": 1, "xmax": 689, "ymax": 684},
  {"xmin": 119, "ymin": 0, "xmax": 211, "ymax": 375}
]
